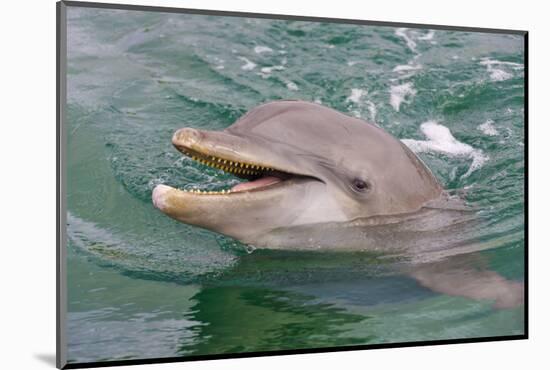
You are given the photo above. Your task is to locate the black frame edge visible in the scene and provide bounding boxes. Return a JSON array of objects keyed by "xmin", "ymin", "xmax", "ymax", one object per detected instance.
[
  {"xmin": 63, "ymin": 334, "xmax": 527, "ymax": 369},
  {"xmin": 523, "ymin": 32, "xmax": 529, "ymax": 339}
]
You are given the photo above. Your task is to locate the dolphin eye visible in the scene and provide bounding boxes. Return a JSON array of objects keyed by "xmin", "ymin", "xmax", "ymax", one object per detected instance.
[{"xmin": 351, "ymin": 179, "xmax": 369, "ymax": 193}]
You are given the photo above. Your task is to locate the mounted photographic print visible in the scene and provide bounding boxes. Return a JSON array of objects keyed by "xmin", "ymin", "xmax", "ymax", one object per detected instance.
[{"xmin": 57, "ymin": 1, "xmax": 527, "ymax": 368}]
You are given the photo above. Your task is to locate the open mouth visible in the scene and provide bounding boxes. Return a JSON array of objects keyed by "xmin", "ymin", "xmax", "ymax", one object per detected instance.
[{"xmin": 171, "ymin": 136, "xmax": 315, "ymax": 195}]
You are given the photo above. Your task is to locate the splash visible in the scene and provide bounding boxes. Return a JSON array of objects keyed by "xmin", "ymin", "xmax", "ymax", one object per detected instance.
[
  {"xmin": 346, "ymin": 88, "xmax": 366, "ymax": 103},
  {"xmin": 402, "ymin": 121, "xmax": 488, "ymax": 178},
  {"xmin": 390, "ymin": 82, "xmax": 417, "ymax": 111},
  {"xmin": 254, "ymin": 45, "xmax": 273, "ymax": 54},
  {"xmin": 478, "ymin": 119, "xmax": 498, "ymax": 136},
  {"xmin": 238, "ymin": 56, "xmax": 257, "ymax": 71},
  {"xmin": 395, "ymin": 28, "xmax": 417, "ymax": 52},
  {"xmin": 480, "ymin": 58, "xmax": 523, "ymax": 82}
]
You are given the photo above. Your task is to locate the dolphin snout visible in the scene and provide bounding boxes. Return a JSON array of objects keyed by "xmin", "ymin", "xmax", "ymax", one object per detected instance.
[
  {"xmin": 172, "ymin": 127, "xmax": 202, "ymax": 148},
  {"xmin": 152, "ymin": 184, "xmax": 171, "ymax": 210}
]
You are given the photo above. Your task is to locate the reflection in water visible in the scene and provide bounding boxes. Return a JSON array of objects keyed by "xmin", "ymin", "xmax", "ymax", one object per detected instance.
[
  {"xmin": 67, "ymin": 236, "xmax": 524, "ymax": 363},
  {"xmin": 408, "ymin": 253, "xmax": 524, "ymax": 309},
  {"xmin": 183, "ymin": 286, "xmax": 371, "ymax": 355},
  {"xmin": 179, "ymin": 248, "xmax": 524, "ymax": 357}
]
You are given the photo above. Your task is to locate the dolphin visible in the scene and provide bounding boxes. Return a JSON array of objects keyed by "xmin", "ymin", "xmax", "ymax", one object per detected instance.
[
  {"xmin": 152, "ymin": 100, "xmax": 523, "ymax": 309},
  {"xmin": 152, "ymin": 100, "xmax": 446, "ymax": 248}
]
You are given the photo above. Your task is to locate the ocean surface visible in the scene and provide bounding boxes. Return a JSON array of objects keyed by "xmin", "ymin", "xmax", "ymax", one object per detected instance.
[{"xmin": 65, "ymin": 7, "xmax": 525, "ymax": 364}]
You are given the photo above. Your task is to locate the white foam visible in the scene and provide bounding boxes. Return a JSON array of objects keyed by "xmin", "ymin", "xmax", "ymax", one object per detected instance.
[
  {"xmin": 488, "ymin": 68, "xmax": 513, "ymax": 81},
  {"xmin": 390, "ymin": 82, "xmax": 417, "ymax": 111},
  {"xmin": 346, "ymin": 88, "xmax": 366, "ymax": 103},
  {"xmin": 393, "ymin": 63, "xmax": 422, "ymax": 73},
  {"xmin": 238, "ymin": 57, "xmax": 257, "ymax": 71},
  {"xmin": 345, "ymin": 89, "xmax": 376, "ymax": 121},
  {"xmin": 347, "ymin": 61, "xmax": 359, "ymax": 66},
  {"xmin": 395, "ymin": 28, "xmax": 417, "ymax": 52},
  {"xmin": 480, "ymin": 59, "xmax": 524, "ymax": 69},
  {"xmin": 366, "ymin": 100, "xmax": 377, "ymax": 122},
  {"xmin": 254, "ymin": 45, "xmax": 273, "ymax": 54},
  {"xmin": 257, "ymin": 65, "xmax": 285, "ymax": 79},
  {"xmin": 285, "ymin": 80, "xmax": 299, "ymax": 91},
  {"xmin": 350, "ymin": 110, "xmax": 362, "ymax": 118},
  {"xmin": 260, "ymin": 65, "xmax": 285, "ymax": 74},
  {"xmin": 401, "ymin": 121, "xmax": 488, "ymax": 178},
  {"xmin": 418, "ymin": 30, "xmax": 435, "ymax": 40},
  {"xmin": 480, "ymin": 58, "xmax": 523, "ymax": 82},
  {"xmin": 478, "ymin": 119, "xmax": 498, "ymax": 136}
]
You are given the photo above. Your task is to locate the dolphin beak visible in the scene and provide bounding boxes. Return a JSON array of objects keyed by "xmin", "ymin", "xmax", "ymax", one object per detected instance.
[
  {"xmin": 152, "ymin": 184, "xmax": 171, "ymax": 211},
  {"xmin": 152, "ymin": 125, "xmax": 324, "ymax": 241},
  {"xmin": 172, "ymin": 127, "xmax": 202, "ymax": 149}
]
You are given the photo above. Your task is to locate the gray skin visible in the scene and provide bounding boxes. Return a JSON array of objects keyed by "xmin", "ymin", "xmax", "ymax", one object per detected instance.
[
  {"xmin": 152, "ymin": 100, "xmax": 523, "ymax": 308},
  {"xmin": 152, "ymin": 100, "xmax": 443, "ymax": 248}
]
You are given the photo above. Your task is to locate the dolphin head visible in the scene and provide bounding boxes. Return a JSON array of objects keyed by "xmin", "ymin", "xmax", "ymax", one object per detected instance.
[{"xmin": 152, "ymin": 101, "xmax": 442, "ymax": 246}]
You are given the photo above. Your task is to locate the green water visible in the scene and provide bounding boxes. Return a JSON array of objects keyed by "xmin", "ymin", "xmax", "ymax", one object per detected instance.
[{"xmin": 65, "ymin": 7, "xmax": 525, "ymax": 364}]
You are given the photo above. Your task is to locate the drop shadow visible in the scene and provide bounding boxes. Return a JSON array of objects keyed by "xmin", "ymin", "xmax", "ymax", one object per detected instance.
[{"xmin": 34, "ymin": 353, "xmax": 56, "ymax": 367}]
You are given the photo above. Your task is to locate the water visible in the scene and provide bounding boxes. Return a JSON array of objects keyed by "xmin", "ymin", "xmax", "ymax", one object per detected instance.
[{"xmin": 65, "ymin": 7, "xmax": 525, "ymax": 364}]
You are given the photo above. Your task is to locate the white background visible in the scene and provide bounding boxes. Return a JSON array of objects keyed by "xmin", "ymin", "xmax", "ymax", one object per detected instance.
[{"xmin": 1, "ymin": 0, "xmax": 547, "ymax": 369}]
